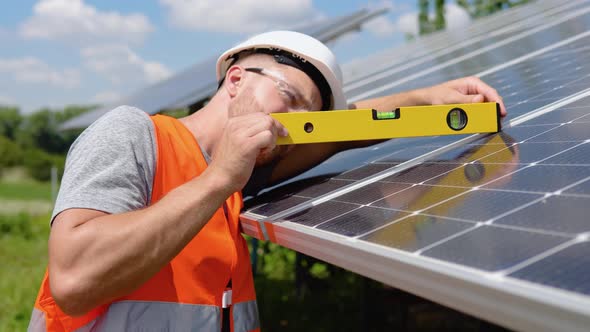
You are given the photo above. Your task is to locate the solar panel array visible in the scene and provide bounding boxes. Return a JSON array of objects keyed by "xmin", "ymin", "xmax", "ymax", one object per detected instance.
[{"xmin": 241, "ymin": 1, "xmax": 590, "ymax": 331}]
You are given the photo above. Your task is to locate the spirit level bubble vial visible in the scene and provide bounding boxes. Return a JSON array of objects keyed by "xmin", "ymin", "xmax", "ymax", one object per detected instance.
[{"xmin": 271, "ymin": 102, "xmax": 501, "ymax": 145}]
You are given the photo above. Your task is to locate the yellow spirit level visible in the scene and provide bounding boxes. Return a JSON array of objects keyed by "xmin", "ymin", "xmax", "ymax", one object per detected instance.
[{"xmin": 271, "ymin": 102, "xmax": 500, "ymax": 145}]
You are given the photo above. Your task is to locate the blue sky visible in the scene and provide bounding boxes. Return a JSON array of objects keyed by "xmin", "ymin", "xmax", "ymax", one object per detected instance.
[{"xmin": 0, "ymin": 0, "xmax": 470, "ymax": 113}]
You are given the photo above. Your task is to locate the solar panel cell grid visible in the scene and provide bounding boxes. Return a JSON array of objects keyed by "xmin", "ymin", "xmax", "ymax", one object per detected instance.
[
  {"xmin": 509, "ymin": 241, "xmax": 590, "ymax": 296},
  {"xmin": 478, "ymin": 142, "xmax": 578, "ymax": 164},
  {"xmin": 375, "ymin": 145, "xmax": 445, "ymax": 163},
  {"xmin": 526, "ymin": 122, "xmax": 590, "ymax": 142},
  {"xmin": 520, "ymin": 104, "xmax": 590, "ymax": 125},
  {"xmin": 248, "ymin": 195, "xmax": 308, "ymax": 216},
  {"xmin": 246, "ymin": 178, "xmax": 355, "ymax": 216},
  {"xmin": 286, "ymin": 200, "xmax": 361, "ymax": 227},
  {"xmin": 564, "ymin": 178, "xmax": 590, "ymax": 195},
  {"xmin": 360, "ymin": 214, "xmax": 474, "ymax": 252},
  {"xmin": 333, "ymin": 181, "xmax": 412, "ymax": 205},
  {"xmin": 494, "ymin": 195, "xmax": 590, "ymax": 234},
  {"xmin": 315, "ymin": 206, "xmax": 409, "ymax": 237},
  {"xmin": 370, "ymin": 185, "xmax": 469, "ymax": 211},
  {"xmin": 420, "ymin": 189, "xmax": 543, "ymax": 221},
  {"xmin": 480, "ymin": 165, "xmax": 590, "ymax": 192},
  {"xmin": 383, "ymin": 163, "xmax": 462, "ymax": 184},
  {"xmin": 421, "ymin": 225, "xmax": 570, "ymax": 271},
  {"xmin": 333, "ymin": 163, "xmax": 395, "ymax": 180},
  {"xmin": 540, "ymin": 142, "xmax": 590, "ymax": 165}
]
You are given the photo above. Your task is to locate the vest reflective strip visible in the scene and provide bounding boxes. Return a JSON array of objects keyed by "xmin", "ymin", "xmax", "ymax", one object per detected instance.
[
  {"xmin": 27, "ymin": 309, "xmax": 45, "ymax": 332},
  {"xmin": 101, "ymin": 301, "xmax": 221, "ymax": 331},
  {"xmin": 28, "ymin": 302, "xmax": 222, "ymax": 332},
  {"xmin": 29, "ymin": 300, "xmax": 260, "ymax": 332},
  {"xmin": 233, "ymin": 300, "xmax": 260, "ymax": 332}
]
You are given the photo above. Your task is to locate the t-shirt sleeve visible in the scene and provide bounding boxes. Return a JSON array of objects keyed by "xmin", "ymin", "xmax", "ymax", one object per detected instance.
[{"xmin": 51, "ymin": 106, "xmax": 156, "ymax": 224}]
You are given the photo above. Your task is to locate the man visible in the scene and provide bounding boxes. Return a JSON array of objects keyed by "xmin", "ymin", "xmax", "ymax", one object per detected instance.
[{"xmin": 29, "ymin": 31, "xmax": 506, "ymax": 331}]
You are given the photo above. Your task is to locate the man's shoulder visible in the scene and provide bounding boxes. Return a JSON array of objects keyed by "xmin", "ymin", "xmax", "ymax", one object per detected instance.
[
  {"xmin": 80, "ymin": 105, "xmax": 154, "ymax": 141},
  {"xmin": 97, "ymin": 105, "xmax": 152, "ymax": 128},
  {"xmin": 68, "ymin": 105, "xmax": 156, "ymax": 157},
  {"xmin": 54, "ymin": 106, "xmax": 158, "ymax": 221}
]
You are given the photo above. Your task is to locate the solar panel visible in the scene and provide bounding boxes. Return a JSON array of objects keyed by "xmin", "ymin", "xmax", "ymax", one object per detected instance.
[
  {"xmin": 509, "ymin": 241, "xmax": 590, "ymax": 295},
  {"xmin": 348, "ymin": 9, "xmax": 590, "ymax": 102},
  {"xmin": 342, "ymin": 0, "xmax": 587, "ymax": 83},
  {"xmin": 241, "ymin": 1, "xmax": 590, "ymax": 330}
]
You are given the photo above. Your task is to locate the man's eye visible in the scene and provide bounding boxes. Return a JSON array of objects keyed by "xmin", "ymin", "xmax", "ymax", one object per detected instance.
[{"xmin": 279, "ymin": 89, "xmax": 297, "ymax": 106}]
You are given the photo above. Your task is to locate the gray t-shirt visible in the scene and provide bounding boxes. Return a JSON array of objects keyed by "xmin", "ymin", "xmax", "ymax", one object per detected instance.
[{"xmin": 52, "ymin": 106, "xmax": 272, "ymax": 223}]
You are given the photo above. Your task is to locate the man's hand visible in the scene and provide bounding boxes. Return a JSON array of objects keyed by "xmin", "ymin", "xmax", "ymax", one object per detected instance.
[
  {"xmin": 209, "ymin": 111, "xmax": 288, "ymax": 194},
  {"xmin": 269, "ymin": 76, "xmax": 507, "ymax": 187},
  {"xmin": 420, "ymin": 76, "xmax": 507, "ymax": 117}
]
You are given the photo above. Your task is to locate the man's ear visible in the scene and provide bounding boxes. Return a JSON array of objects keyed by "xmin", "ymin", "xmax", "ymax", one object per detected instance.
[{"xmin": 224, "ymin": 65, "xmax": 243, "ymax": 98}]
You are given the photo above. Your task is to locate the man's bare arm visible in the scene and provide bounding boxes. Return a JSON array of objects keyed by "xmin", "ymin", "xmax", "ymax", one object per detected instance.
[
  {"xmin": 49, "ymin": 166, "xmax": 234, "ymax": 316},
  {"xmin": 268, "ymin": 89, "xmax": 424, "ymax": 184},
  {"xmin": 49, "ymin": 112, "xmax": 285, "ymax": 316},
  {"xmin": 268, "ymin": 77, "xmax": 506, "ymax": 185}
]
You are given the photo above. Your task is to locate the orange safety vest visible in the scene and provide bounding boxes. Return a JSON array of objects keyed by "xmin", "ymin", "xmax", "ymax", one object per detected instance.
[{"xmin": 28, "ymin": 114, "xmax": 259, "ymax": 331}]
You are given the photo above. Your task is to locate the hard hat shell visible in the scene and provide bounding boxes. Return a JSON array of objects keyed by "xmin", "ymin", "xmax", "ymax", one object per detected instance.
[{"xmin": 216, "ymin": 30, "xmax": 347, "ymax": 110}]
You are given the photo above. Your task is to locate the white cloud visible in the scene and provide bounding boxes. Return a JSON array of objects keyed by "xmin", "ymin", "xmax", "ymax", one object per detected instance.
[
  {"xmin": 0, "ymin": 57, "xmax": 80, "ymax": 88},
  {"xmin": 82, "ymin": 45, "xmax": 171, "ymax": 85},
  {"xmin": 396, "ymin": 3, "xmax": 471, "ymax": 37},
  {"xmin": 20, "ymin": 0, "xmax": 153, "ymax": 45},
  {"xmin": 364, "ymin": 16, "xmax": 397, "ymax": 37},
  {"xmin": 397, "ymin": 12, "xmax": 419, "ymax": 37},
  {"xmin": 0, "ymin": 95, "xmax": 16, "ymax": 106},
  {"xmin": 445, "ymin": 3, "xmax": 471, "ymax": 30},
  {"xmin": 92, "ymin": 91, "xmax": 121, "ymax": 104},
  {"xmin": 159, "ymin": 0, "xmax": 321, "ymax": 33}
]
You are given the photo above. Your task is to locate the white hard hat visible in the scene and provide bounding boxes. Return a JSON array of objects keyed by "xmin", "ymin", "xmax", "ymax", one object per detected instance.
[{"xmin": 216, "ymin": 30, "xmax": 347, "ymax": 111}]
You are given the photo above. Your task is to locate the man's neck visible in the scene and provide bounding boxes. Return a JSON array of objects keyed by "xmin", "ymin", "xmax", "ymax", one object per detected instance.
[{"xmin": 179, "ymin": 99, "xmax": 227, "ymax": 158}]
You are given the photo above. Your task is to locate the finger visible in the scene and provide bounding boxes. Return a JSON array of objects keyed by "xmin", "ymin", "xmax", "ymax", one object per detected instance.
[
  {"xmin": 242, "ymin": 114, "xmax": 285, "ymax": 139},
  {"xmin": 251, "ymin": 129, "xmax": 276, "ymax": 151},
  {"xmin": 496, "ymin": 98, "xmax": 507, "ymax": 117},
  {"xmin": 472, "ymin": 94, "xmax": 485, "ymax": 103},
  {"xmin": 447, "ymin": 90, "xmax": 477, "ymax": 104},
  {"xmin": 240, "ymin": 115, "xmax": 276, "ymax": 138},
  {"xmin": 272, "ymin": 117, "xmax": 289, "ymax": 137},
  {"xmin": 466, "ymin": 77, "xmax": 507, "ymax": 116}
]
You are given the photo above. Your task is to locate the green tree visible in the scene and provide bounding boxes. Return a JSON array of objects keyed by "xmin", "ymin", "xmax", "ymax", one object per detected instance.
[
  {"xmin": 0, "ymin": 107, "xmax": 23, "ymax": 141},
  {"xmin": 456, "ymin": 0, "xmax": 531, "ymax": 19},
  {"xmin": 0, "ymin": 135, "xmax": 23, "ymax": 170},
  {"xmin": 419, "ymin": 0, "xmax": 532, "ymax": 36},
  {"xmin": 16, "ymin": 109, "xmax": 65, "ymax": 154},
  {"xmin": 419, "ymin": 0, "xmax": 447, "ymax": 35},
  {"xmin": 22, "ymin": 148, "xmax": 65, "ymax": 182},
  {"xmin": 419, "ymin": 0, "xmax": 431, "ymax": 35},
  {"xmin": 15, "ymin": 105, "xmax": 93, "ymax": 155},
  {"xmin": 435, "ymin": 0, "xmax": 446, "ymax": 30}
]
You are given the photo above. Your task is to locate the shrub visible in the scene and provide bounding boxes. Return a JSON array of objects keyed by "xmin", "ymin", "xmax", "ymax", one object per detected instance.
[
  {"xmin": 0, "ymin": 136, "xmax": 23, "ymax": 169},
  {"xmin": 22, "ymin": 149, "xmax": 63, "ymax": 182},
  {"xmin": 0, "ymin": 212, "xmax": 33, "ymax": 239}
]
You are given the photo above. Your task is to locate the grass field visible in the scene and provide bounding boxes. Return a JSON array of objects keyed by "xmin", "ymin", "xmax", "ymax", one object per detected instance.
[
  {"xmin": 0, "ymin": 213, "xmax": 49, "ymax": 331},
  {"xmin": 0, "ymin": 169, "xmax": 52, "ymax": 331},
  {"xmin": 0, "ymin": 182, "xmax": 52, "ymax": 202}
]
